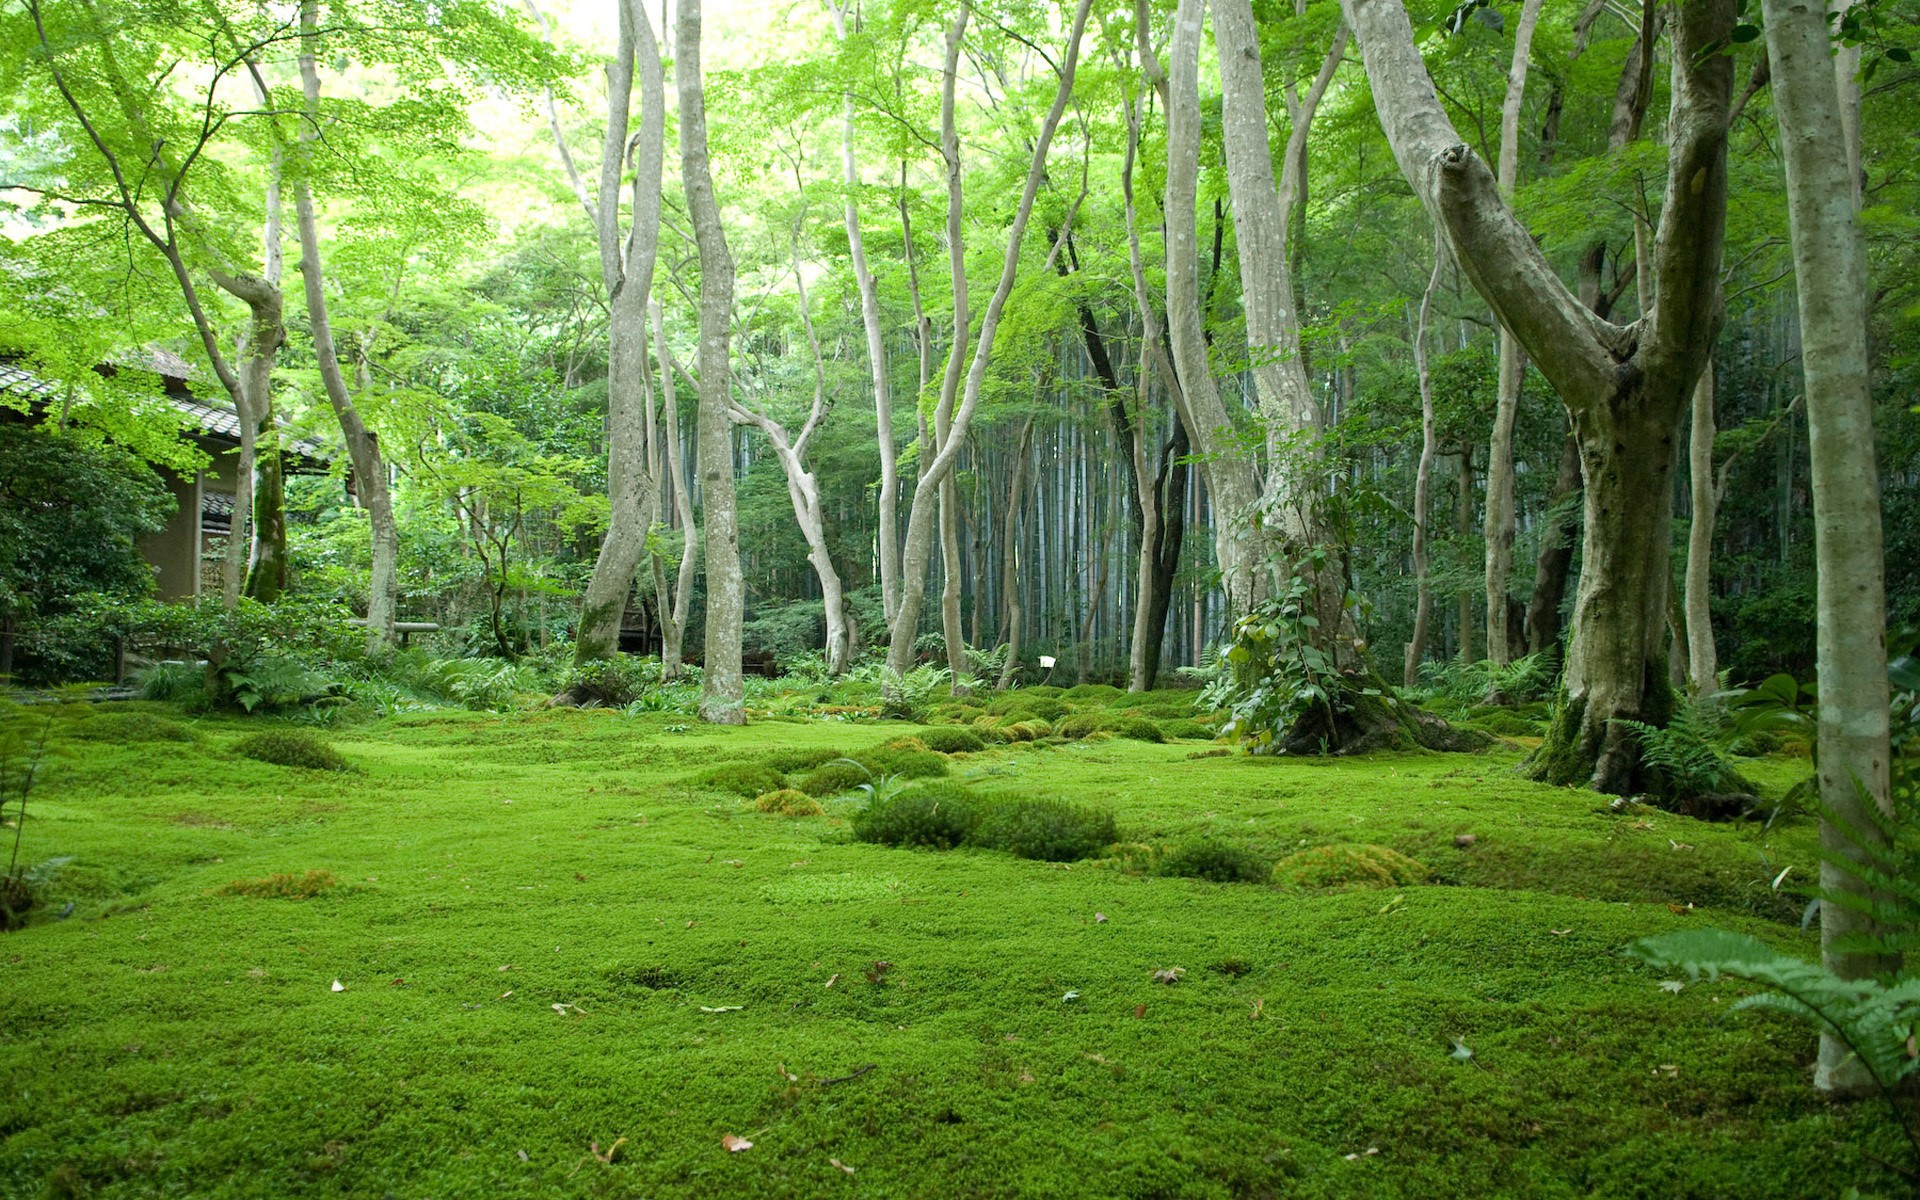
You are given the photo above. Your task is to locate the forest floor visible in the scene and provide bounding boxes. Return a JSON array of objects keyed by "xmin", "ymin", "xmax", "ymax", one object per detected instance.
[{"xmin": 0, "ymin": 697, "xmax": 1907, "ymax": 1198}]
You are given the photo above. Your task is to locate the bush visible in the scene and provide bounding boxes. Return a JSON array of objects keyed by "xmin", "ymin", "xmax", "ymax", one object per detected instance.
[
  {"xmin": 564, "ymin": 655, "xmax": 659, "ymax": 707},
  {"xmin": 694, "ymin": 762, "xmax": 788, "ymax": 798},
  {"xmin": 133, "ymin": 661, "xmax": 202, "ymax": 702},
  {"xmin": 754, "ymin": 788, "xmax": 824, "ymax": 816},
  {"xmin": 233, "ymin": 730, "xmax": 351, "ymax": 772},
  {"xmin": 912, "ymin": 727, "xmax": 986, "ymax": 754},
  {"xmin": 1157, "ymin": 838, "xmax": 1271, "ymax": 884},
  {"xmin": 1112, "ymin": 717, "xmax": 1165, "ymax": 743},
  {"xmin": 972, "ymin": 796, "xmax": 1116, "ymax": 861},
  {"xmin": 796, "ymin": 761, "xmax": 872, "ymax": 797},
  {"xmin": 852, "ymin": 782, "xmax": 980, "ymax": 849},
  {"xmin": 220, "ymin": 870, "xmax": 339, "ymax": 899},
  {"xmin": 1272, "ymin": 843, "xmax": 1429, "ymax": 890}
]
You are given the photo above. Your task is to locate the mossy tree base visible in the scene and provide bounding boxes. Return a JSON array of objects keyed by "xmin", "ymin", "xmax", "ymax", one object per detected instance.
[{"xmin": 1277, "ymin": 672, "xmax": 1494, "ymax": 756}]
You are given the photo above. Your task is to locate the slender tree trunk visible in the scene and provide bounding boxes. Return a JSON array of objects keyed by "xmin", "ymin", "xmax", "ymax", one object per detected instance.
[
  {"xmin": 939, "ymin": 474, "xmax": 970, "ymax": 688},
  {"xmin": 292, "ymin": 0, "xmax": 396, "ymax": 654},
  {"xmin": 997, "ymin": 417, "xmax": 1034, "ymax": 690},
  {"xmin": 1405, "ymin": 233, "xmax": 1444, "ymax": 686},
  {"xmin": 1683, "ymin": 363, "xmax": 1719, "ymax": 696},
  {"xmin": 1526, "ymin": 429, "xmax": 1582, "ymax": 656},
  {"xmin": 1455, "ymin": 446, "xmax": 1476, "ymax": 664},
  {"xmin": 652, "ymin": 301, "xmax": 697, "ymax": 678},
  {"xmin": 1482, "ymin": 0, "xmax": 1546, "ymax": 667},
  {"xmin": 677, "ymin": 0, "xmax": 743, "ymax": 723},
  {"xmin": 572, "ymin": 0, "xmax": 666, "ymax": 667},
  {"xmin": 885, "ymin": 0, "xmax": 1091, "ymax": 678},
  {"xmin": 1344, "ymin": 0, "xmax": 1733, "ymax": 792},
  {"xmin": 1763, "ymin": 0, "xmax": 1894, "ymax": 1095}
]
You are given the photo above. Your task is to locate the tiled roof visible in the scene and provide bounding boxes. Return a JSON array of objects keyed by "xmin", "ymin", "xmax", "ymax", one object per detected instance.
[{"xmin": 0, "ymin": 359, "xmax": 331, "ymax": 462}]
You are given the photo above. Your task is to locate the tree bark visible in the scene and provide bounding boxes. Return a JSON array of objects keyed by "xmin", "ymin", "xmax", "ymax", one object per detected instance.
[
  {"xmin": 884, "ymin": 0, "xmax": 1092, "ymax": 678},
  {"xmin": 652, "ymin": 300, "xmax": 697, "ymax": 677},
  {"xmin": 1683, "ymin": 363, "xmax": 1719, "ymax": 696},
  {"xmin": 677, "ymin": 0, "xmax": 743, "ymax": 724},
  {"xmin": 996, "ymin": 417, "xmax": 1035, "ymax": 690},
  {"xmin": 1164, "ymin": 0, "xmax": 1271, "ymax": 618},
  {"xmin": 572, "ymin": 0, "xmax": 666, "ymax": 667},
  {"xmin": 1526, "ymin": 429, "xmax": 1582, "ymax": 656},
  {"xmin": 1343, "ymin": 0, "xmax": 1733, "ymax": 793},
  {"xmin": 1405, "ymin": 232, "xmax": 1444, "ymax": 686},
  {"xmin": 1482, "ymin": 0, "xmax": 1546, "ymax": 667},
  {"xmin": 293, "ymin": 0, "xmax": 396, "ymax": 655},
  {"xmin": 1762, "ymin": 0, "xmax": 1894, "ymax": 1095}
]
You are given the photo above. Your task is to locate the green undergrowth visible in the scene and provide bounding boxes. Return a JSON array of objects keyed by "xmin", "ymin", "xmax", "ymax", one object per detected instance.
[{"xmin": 0, "ymin": 702, "xmax": 1899, "ymax": 1198}]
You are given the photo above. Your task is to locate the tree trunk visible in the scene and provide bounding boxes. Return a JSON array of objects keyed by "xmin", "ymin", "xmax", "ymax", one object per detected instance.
[
  {"xmin": 572, "ymin": 0, "xmax": 666, "ymax": 667},
  {"xmin": 1343, "ymin": 0, "xmax": 1733, "ymax": 793},
  {"xmin": 997, "ymin": 417, "xmax": 1034, "ymax": 690},
  {"xmin": 1683, "ymin": 363, "xmax": 1719, "ymax": 696},
  {"xmin": 1163, "ymin": 0, "xmax": 1270, "ymax": 618},
  {"xmin": 1762, "ymin": 0, "xmax": 1894, "ymax": 1096},
  {"xmin": 1482, "ymin": 0, "xmax": 1546, "ymax": 667},
  {"xmin": 884, "ymin": 0, "xmax": 1091, "ymax": 679},
  {"xmin": 1405, "ymin": 233, "xmax": 1444, "ymax": 686},
  {"xmin": 1526, "ymin": 429, "xmax": 1582, "ymax": 656},
  {"xmin": 293, "ymin": 0, "xmax": 396, "ymax": 655},
  {"xmin": 652, "ymin": 301, "xmax": 697, "ymax": 678},
  {"xmin": 939, "ymin": 474, "xmax": 970, "ymax": 689},
  {"xmin": 677, "ymin": 0, "xmax": 743, "ymax": 724}
]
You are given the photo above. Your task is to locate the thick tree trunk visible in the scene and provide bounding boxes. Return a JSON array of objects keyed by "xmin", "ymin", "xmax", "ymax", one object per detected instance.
[
  {"xmin": 1683, "ymin": 364, "xmax": 1719, "ymax": 696},
  {"xmin": 1763, "ymin": 0, "xmax": 1894, "ymax": 1095},
  {"xmin": 573, "ymin": 0, "xmax": 666, "ymax": 667},
  {"xmin": 1482, "ymin": 0, "xmax": 1545, "ymax": 667},
  {"xmin": 293, "ymin": 1, "xmax": 396, "ymax": 654},
  {"xmin": 1344, "ymin": 0, "xmax": 1732, "ymax": 792},
  {"xmin": 677, "ymin": 0, "xmax": 743, "ymax": 724},
  {"xmin": 1163, "ymin": 0, "xmax": 1270, "ymax": 618},
  {"xmin": 885, "ymin": 0, "xmax": 1091, "ymax": 678}
]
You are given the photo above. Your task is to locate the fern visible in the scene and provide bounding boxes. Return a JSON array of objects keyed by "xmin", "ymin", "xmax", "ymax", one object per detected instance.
[{"xmin": 1617, "ymin": 703, "xmax": 1742, "ymax": 800}]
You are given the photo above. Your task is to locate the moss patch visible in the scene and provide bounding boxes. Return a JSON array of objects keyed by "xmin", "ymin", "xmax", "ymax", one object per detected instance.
[{"xmin": 1273, "ymin": 843, "xmax": 1431, "ymax": 890}]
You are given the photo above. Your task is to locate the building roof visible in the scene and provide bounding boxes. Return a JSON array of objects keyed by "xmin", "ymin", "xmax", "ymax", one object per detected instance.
[{"xmin": 0, "ymin": 359, "xmax": 332, "ymax": 463}]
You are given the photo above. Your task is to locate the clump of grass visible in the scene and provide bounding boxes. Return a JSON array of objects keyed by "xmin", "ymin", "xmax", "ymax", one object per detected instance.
[
  {"xmin": 912, "ymin": 726, "xmax": 986, "ymax": 754},
  {"xmin": 694, "ymin": 761, "xmax": 789, "ymax": 798},
  {"xmin": 1156, "ymin": 838, "xmax": 1271, "ymax": 884},
  {"xmin": 852, "ymin": 782, "xmax": 980, "ymax": 849},
  {"xmin": 754, "ymin": 788, "xmax": 824, "ymax": 817},
  {"xmin": 1272, "ymin": 843, "xmax": 1429, "ymax": 891},
  {"xmin": 233, "ymin": 730, "xmax": 351, "ymax": 772},
  {"xmin": 971, "ymin": 796, "xmax": 1116, "ymax": 862},
  {"xmin": 219, "ymin": 870, "xmax": 339, "ymax": 899}
]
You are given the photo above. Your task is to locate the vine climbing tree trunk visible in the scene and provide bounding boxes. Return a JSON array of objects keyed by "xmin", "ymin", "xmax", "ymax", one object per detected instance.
[
  {"xmin": 1343, "ymin": 0, "xmax": 1734, "ymax": 793},
  {"xmin": 677, "ymin": 0, "xmax": 744, "ymax": 724}
]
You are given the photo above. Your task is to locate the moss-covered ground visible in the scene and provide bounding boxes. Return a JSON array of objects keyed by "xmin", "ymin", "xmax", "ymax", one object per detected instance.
[{"xmin": 1, "ymin": 699, "xmax": 1905, "ymax": 1198}]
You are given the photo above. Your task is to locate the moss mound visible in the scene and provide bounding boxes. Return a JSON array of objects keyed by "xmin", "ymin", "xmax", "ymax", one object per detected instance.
[
  {"xmin": 694, "ymin": 761, "xmax": 789, "ymax": 798},
  {"xmin": 761, "ymin": 746, "xmax": 845, "ymax": 773},
  {"xmin": 1273, "ymin": 843, "xmax": 1430, "ymax": 891},
  {"xmin": 913, "ymin": 726, "xmax": 987, "ymax": 754},
  {"xmin": 1062, "ymin": 684, "xmax": 1125, "ymax": 704},
  {"xmin": 1156, "ymin": 838, "xmax": 1271, "ymax": 883},
  {"xmin": 1159, "ymin": 719, "xmax": 1215, "ymax": 741},
  {"xmin": 754, "ymin": 788, "xmax": 824, "ymax": 816},
  {"xmin": 71, "ymin": 711, "xmax": 197, "ymax": 745},
  {"xmin": 220, "ymin": 870, "xmax": 340, "ymax": 899},
  {"xmin": 795, "ymin": 761, "xmax": 871, "ymax": 796},
  {"xmin": 1054, "ymin": 712, "xmax": 1108, "ymax": 740},
  {"xmin": 971, "ymin": 796, "xmax": 1116, "ymax": 862},
  {"xmin": 1111, "ymin": 717, "xmax": 1165, "ymax": 743},
  {"xmin": 233, "ymin": 730, "xmax": 351, "ymax": 772},
  {"xmin": 852, "ymin": 782, "xmax": 980, "ymax": 849}
]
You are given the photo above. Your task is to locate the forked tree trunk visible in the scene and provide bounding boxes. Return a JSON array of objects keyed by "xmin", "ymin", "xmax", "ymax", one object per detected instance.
[
  {"xmin": 571, "ymin": 0, "xmax": 666, "ymax": 667},
  {"xmin": 1762, "ymin": 0, "xmax": 1894, "ymax": 1096},
  {"xmin": 1482, "ymin": 0, "xmax": 1546, "ymax": 667},
  {"xmin": 677, "ymin": 0, "xmax": 744, "ymax": 724},
  {"xmin": 293, "ymin": 0, "xmax": 397, "ymax": 654},
  {"xmin": 1343, "ymin": 0, "xmax": 1733, "ymax": 793}
]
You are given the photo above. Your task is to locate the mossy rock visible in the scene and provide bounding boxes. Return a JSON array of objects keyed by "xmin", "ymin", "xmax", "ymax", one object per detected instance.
[
  {"xmin": 233, "ymin": 730, "xmax": 351, "ymax": 772},
  {"xmin": 914, "ymin": 726, "xmax": 987, "ymax": 754},
  {"xmin": 695, "ymin": 761, "xmax": 789, "ymax": 798},
  {"xmin": 1272, "ymin": 843, "xmax": 1429, "ymax": 891},
  {"xmin": 754, "ymin": 788, "xmax": 824, "ymax": 817}
]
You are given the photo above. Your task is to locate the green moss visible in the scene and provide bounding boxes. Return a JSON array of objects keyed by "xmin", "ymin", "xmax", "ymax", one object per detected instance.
[
  {"xmin": 761, "ymin": 745, "xmax": 847, "ymax": 773},
  {"xmin": 1112, "ymin": 717, "xmax": 1165, "ymax": 743},
  {"xmin": 970, "ymin": 795, "xmax": 1117, "ymax": 862},
  {"xmin": 851, "ymin": 782, "xmax": 980, "ymax": 849},
  {"xmin": 754, "ymin": 788, "xmax": 824, "ymax": 816},
  {"xmin": 913, "ymin": 726, "xmax": 987, "ymax": 754},
  {"xmin": 1062, "ymin": 684, "xmax": 1125, "ymax": 704},
  {"xmin": 795, "ymin": 761, "xmax": 871, "ymax": 796},
  {"xmin": 1273, "ymin": 843, "xmax": 1430, "ymax": 891},
  {"xmin": 693, "ymin": 761, "xmax": 788, "ymax": 798},
  {"xmin": 1054, "ymin": 712, "xmax": 1109, "ymax": 740},
  {"xmin": 1159, "ymin": 719, "xmax": 1215, "ymax": 741},
  {"xmin": 69, "ymin": 711, "xmax": 198, "ymax": 745},
  {"xmin": 232, "ymin": 729, "xmax": 350, "ymax": 772}
]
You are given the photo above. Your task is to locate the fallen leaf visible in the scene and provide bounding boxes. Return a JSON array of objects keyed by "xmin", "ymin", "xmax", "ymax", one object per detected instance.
[
  {"xmin": 1666, "ymin": 903, "xmax": 1695, "ymax": 916},
  {"xmin": 1669, "ymin": 839, "xmax": 1694, "ymax": 852},
  {"xmin": 1343, "ymin": 1148, "xmax": 1380, "ymax": 1161},
  {"xmin": 552, "ymin": 1002, "xmax": 586, "ymax": 1015},
  {"xmin": 517, "ymin": 1149, "xmax": 529, "ymax": 1162},
  {"xmin": 1550, "ymin": 929, "xmax": 1571, "ymax": 937},
  {"xmin": 776, "ymin": 1062, "xmax": 798, "ymax": 1082},
  {"xmin": 1250, "ymin": 998, "xmax": 1264, "ymax": 1020},
  {"xmin": 1377, "ymin": 894, "xmax": 1405, "ymax": 915},
  {"xmin": 700, "ymin": 1005, "xmax": 744, "ymax": 1013},
  {"xmin": 1094, "ymin": 912, "xmax": 1108, "ymax": 923},
  {"xmin": 590, "ymin": 1137, "xmax": 626, "ymax": 1164},
  {"xmin": 829, "ymin": 1157, "xmax": 855, "ymax": 1175},
  {"xmin": 1453, "ymin": 834, "xmax": 1477, "ymax": 848},
  {"xmin": 390, "ymin": 978, "xmax": 405, "ymax": 987},
  {"xmin": 1133, "ymin": 1004, "xmax": 1147, "ymax": 1019},
  {"xmin": 723, "ymin": 860, "xmax": 744, "ymax": 868},
  {"xmin": 1449, "ymin": 1039, "xmax": 1473, "ymax": 1062},
  {"xmin": 330, "ymin": 979, "xmax": 345, "ymax": 993},
  {"xmin": 722, "ymin": 1134, "xmax": 753, "ymax": 1153},
  {"xmin": 499, "ymin": 964, "xmax": 513, "ymax": 972},
  {"xmin": 1151, "ymin": 967, "xmax": 1185, "ymax": 985},
  {"xmin": 1658, "ymin": 980, "xmax": 1685, "ymax": 994},
  {"xmin": 499, "ymin": 990, "xmax": 513, "ymax": 1000},
  {"xmin": 824, "ymin": 973, "xmax": 839, "ymax": 988},
  {"xmin": 1061, "ymin": 990, "xmax": 1081, "ymax": 1003}
]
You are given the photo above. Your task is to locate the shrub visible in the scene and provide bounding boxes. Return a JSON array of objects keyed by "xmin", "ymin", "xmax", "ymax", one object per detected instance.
[
  {"xmin": 754, "ymin": 788, "xmax": 824, "ymax": 817},
  {"xmin": 852, "ymin": 782, "xmax": 980, "ymax": 849},
  {"xmin": 564, "ymin": 655, "xmax": 659, "ymax": 707},
  {"xmin": 1112, "ymin": 718, "xmax": 1166, "ymax": 743},
  {"xmin": 220, "ymin": 870, "xmax": 339, "ymax": 899},
  {"xmin": 1157, "ymin": 838, "xmax": 1271, "ymax": 884},
  {"xmin": 1272, "ymin": 843, "xmax": 1429, "ymax": 890},
  {"xmin": 694, "ymin": 762, "xmax": 788, "ymax": 798},
  {"xmin": 403, "ymin": 655, "xmax": 539, "ymax": 711},
  {"xmin": 912, "ymin": 727, "xmax": 986, "ymax": 754},
  {"xmin": 1159, "ymin": 719, "xmax": 1215, "ymax": 741},
  {"xmin": 70, "ymin": 711, "xmax": 196, "ymax": 744},
  {"xmin": 762, "ymin": 746, "xmax": 846, "ymax": 773},
  {"xmin": 133, "ymin": 661, "xmax": 202, "ymax": 702},
  {"xmin": 796, "ymin": 762, "xmax": 872, "ymax": 796},
  {"xmin": 972, "ymin": 796, "xmax": 1117, "ymax": 862},
  {"xmin": 233, "ymin": 730, "xmax": 350, "ymax": 772}
]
